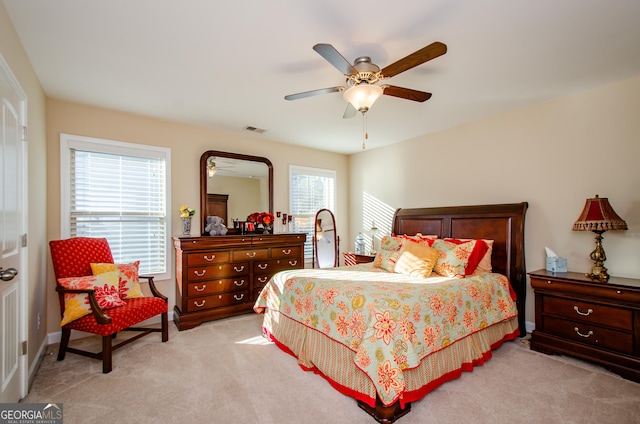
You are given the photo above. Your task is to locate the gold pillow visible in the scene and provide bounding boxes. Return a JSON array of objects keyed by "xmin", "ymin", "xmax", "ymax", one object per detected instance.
[{"xmin": 394, "ymin": 240, "xmax": 439, "ymax": 278}]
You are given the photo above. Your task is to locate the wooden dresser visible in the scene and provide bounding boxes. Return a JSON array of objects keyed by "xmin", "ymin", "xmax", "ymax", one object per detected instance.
[
  {"xmin": 173, "ymin": 233, "xmax": 306, "ymax": 330},
  {"xmin": 529, "ymin": 269, "xmax": 640, "ymax": 382}
]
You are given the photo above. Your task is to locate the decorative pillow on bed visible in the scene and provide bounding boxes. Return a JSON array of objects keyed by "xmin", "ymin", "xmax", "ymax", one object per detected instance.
[
  {"xmin": 57, "ymin": 272, "xmax": 124, "ymax": 326},
  {"xmin": 90, "ymin": 261, "xmax": 144, "ymax": 299},
  {"xmin": 374, "ymin": 250, "xmax": 402, "ymax": 272},
  {"xmin": 394, "ymin": 240, "xmax": 439, "ymax": 278},
  {"xmin": 432, "ymin": 239, "xmax": 489, "ymax": 278},
  {"xmin": 443, "ymin": 238, "xmax": 494, "ymax": 273},
  {"xmin": 381, "ymin": 234, "xmax": 437, "ymax": 253},
  {"xmin": 379, "ymin": 235, "xmax": 403, "ymax": 251}
]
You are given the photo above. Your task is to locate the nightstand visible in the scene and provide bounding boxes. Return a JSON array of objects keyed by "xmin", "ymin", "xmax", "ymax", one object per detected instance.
[
  {"xmin": 343, "ymin": 252, "xmax": 375, "ymax": 266},
  {"xmin": 529, "ymin": 269, "xmax": 640, "ymax": 383}
]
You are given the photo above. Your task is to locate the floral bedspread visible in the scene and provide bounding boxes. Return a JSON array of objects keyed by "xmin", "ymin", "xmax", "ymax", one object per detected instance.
[{"xmin": 254, "ymin": 264, "xmax": 517, "ymax": 406}]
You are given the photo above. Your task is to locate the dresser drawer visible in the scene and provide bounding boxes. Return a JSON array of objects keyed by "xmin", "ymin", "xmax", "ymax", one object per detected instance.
[
  {"xmin": 543, "ymin": 296, "xmax": 633, "ymax": 330},
  {"xmin": 543, "ymin": 316, "xmax": 633, "ymax": 355},
  {"xmin": 187, "ymin": 277, "xmax": 248, "ymax": 296},
  {"xmin": 271, "ymin": 246, "xmax": 302, "ymax": 259},
  {"xmin": 254, "ymin": 274, "xmax": 271, "ymax": 287},
  {"xmin": 232, "ymin": 248, "xmax": 269, "ymax": 262},
  {"xmin": 187, "ymin": 262, "xmax": 249, "ymax": 281},
  {"xmin": 254, "ymin": 257, "xmax": 303, "ymax": 275},
  {"xmin": 186, "ymin": 291, "xmax": 250, "ymax": 312},
  {"xmin": 186, "ymin": 251, "xmax": 230, "ymax": 266}
]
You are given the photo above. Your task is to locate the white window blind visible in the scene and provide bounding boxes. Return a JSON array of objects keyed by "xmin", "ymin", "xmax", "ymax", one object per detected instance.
[
  {"xmin": 61, "ymin": 134, "xmax": 171, "ymax": 279},
  {"xmin": 290, "ymin": 165, "xmax": 336, "ymax": 263}
]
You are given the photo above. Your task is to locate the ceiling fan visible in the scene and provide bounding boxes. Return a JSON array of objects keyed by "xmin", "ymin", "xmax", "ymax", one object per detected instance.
[{"xmin": 285, "ymin": 42, "xmax": 447, "ymax": 118}]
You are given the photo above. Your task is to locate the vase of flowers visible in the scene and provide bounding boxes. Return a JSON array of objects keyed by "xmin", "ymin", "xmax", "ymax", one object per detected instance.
[
  {"xmin": 247, "ymin": 211, "xmax": 275, "ymax": 234},
  {"xmin": 179, "ymin": 205, "xmax": 196, "ymax": 236}
]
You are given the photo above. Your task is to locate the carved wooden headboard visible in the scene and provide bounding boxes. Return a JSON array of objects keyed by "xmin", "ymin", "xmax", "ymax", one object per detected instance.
[{"xmin": 392, "ymin": 202, "xmax": 528, "ymax": 336}]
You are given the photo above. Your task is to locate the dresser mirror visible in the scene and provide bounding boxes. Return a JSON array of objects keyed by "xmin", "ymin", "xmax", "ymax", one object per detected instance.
[
  {"xmin": 313, "ymin": 208, "xmax": 339, "ymax": 268},
  {"xmin": 200, "ymin": 150, "xmax": 273, "ymax": 234}
]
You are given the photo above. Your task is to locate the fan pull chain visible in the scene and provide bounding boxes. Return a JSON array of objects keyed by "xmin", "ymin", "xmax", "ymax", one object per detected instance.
[{"xmin": 361, "ymin": 112, "xmax": 368, "ymax": 150}]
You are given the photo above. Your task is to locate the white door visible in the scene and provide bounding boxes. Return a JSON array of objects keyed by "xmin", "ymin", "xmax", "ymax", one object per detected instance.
[{"xmin": 0, "ymin": 54, "xmax": 27, "ymax": 402}]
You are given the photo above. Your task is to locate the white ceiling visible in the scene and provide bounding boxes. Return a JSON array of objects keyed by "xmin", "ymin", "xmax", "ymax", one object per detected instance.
[{"xmin": 4, "ymin": 0, "xmax": 640, "ymax": 154}]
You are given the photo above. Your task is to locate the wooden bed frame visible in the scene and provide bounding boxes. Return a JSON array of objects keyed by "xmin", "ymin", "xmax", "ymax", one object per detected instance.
[{"xmin": 358, "ymin": 202, "xmax": 528, "ymax": 422}]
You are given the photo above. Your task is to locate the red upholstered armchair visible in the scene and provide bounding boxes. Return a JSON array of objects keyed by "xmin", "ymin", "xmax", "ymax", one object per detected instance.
[{"xmin": 49, "ymin": 237, "xmax": 168, "ymax": 373}]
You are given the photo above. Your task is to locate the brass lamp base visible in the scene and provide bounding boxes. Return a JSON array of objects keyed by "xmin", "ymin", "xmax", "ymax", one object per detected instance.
[
  {"xmin": 586, "ymin": 231, "xmax": 609, "ymax": 282},
  {"xmin": 586, "ymin": 264, "xmax": 609, "ymax": 282}
]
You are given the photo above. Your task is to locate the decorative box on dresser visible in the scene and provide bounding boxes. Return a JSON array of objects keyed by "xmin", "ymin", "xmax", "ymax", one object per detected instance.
[
  {"xmin": 529, "ymin": 269, "xmax": 640, "ymax": 383},
  {"xmin": 173, "ymin": 233, "xmax": 306, "ymax": 330}
]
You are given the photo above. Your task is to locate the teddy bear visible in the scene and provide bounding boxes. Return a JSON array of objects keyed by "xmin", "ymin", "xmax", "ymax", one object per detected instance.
[{"xmin": 204, "ymin": 215, "xmax": 228, "ymax": 236}]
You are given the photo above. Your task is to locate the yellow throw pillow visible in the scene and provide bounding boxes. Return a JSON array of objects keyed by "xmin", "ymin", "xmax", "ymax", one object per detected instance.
[
  {"xmin": 91, "ymin": 261, "xmax": 143, "ymax": 299},
  {"xmin": 57, "ymin": 272, "xmax": 123, "ymax": 326},
  {"xmin": 394, "ymin": 240, "xmax": 439, "ymax": 278}
]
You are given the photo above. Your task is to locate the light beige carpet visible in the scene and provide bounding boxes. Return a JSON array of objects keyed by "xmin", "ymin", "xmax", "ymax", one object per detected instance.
[{"xmin": 24, "ymin": 314, "xmax": 640, "ymax": 423}]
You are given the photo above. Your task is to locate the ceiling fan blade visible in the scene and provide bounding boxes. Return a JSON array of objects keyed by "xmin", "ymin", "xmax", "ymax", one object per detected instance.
[
  {"xmin": 342, "ymin": 103, "xmax": 357, "ymax": 119},
  {"xmin": 383, "ymin": 85, "xmax": 432, "ymax": 102},
  {"xmin": 313, "ymin": 44, "xmax": 358, "ymax": 76},
  {"xmin": 380, "ymin": 42, "xmax": 447, "ymax": 78},
  {"xmin": 285, "ymin": 86, "xmax": 344, "ymax": 101}
]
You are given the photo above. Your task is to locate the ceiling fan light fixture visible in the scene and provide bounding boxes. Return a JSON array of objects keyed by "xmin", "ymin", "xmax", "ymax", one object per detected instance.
[{"xmin": 343, "ymin": 84, "xmax": 383, "ymax": 112}]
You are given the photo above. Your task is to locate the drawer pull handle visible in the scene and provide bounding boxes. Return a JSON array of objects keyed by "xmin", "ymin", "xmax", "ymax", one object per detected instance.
[
  {"xmin": 194, "ymin": 285, "xmax": 206, "ymax": 292},
  {"xmin": 234, "ymin": 294, "xmax": 245, "ymax": 301},
  {"xmin": 258, "ymin": 276, "xmax": 268, "ymax": 283},
  {"xmin": 194, "ymin": 270, "xmax": 206, "ymax": 277},
  {"xmin": 194, "ymin": 300, "xmax": 206, "ymax": 308},
  {"xmin": 573, "ymin": 306, "xmax": 593, "ymax": 316},
  {"xmin": 234, "ymin": 265, "xmax": 245, "ymax": 272},
  {"xmin": 289, "ymin": 260, "xmax": 298, "ymax": 266},
  {"xmin": 258, "ymin": 264, "xmax": 268, "ymax": 270},
  {"xmin": 246, "ymin": 252, "xmax": 256, "ymax": 258},
  {"xmin": 234, "ymin": 280, "xmax": 245, "ymax": 286},
  {"xmin": 204, "ymin": 255, "xmax": 215, "ymax": 261},
  {"xmin": 282, "ymin": 249, "xmax": 292, "ymax": 255},
  {"xmin": 574, "ymin": 327, "xmax": 593, "ymax": 338}
]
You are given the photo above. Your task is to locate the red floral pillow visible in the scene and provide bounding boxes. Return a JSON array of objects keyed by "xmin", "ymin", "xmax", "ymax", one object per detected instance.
[
  {"xmin": 432, "ymin": 239, "xmax": 489, "ymax": 278},
  {"xmin": 57, "ymin": 272, "xmax": 125, "ymax": 326},
  {"xmin": 444, "ymin": 238, "xmax": 493, "ymax": 273},
  {"xmin": 91, "ymin": 261, "xmax": 143, "ymax": 299}
]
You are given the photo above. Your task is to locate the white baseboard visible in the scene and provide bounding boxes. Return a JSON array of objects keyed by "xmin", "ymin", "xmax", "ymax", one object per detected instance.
[
  {"xmin": 525, "ymin": 320, "xmax": 535, "ymax": 335},
  {"xmin": 46, "ymin": 310, "xmax": 174, "ymax": 345},
  {"xmin": 28, "ymin": 338, "xmax": 48, "ymax": 389}
]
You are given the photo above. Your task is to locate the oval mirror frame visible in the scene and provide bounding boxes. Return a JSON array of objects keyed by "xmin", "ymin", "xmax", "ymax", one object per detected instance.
[
  {"xmin": 314, "ymin": 208, "xmax": 339, "ymax": 268},
  {"xmin": 200, "ymin": 150, "xmax": 273, "ymax": 233}
]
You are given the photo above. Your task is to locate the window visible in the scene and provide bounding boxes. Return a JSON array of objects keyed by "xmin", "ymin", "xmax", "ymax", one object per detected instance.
[
  {"xmin": 289, "ymin": 165, "xmax": 336, "ymax": 263},
  {"xmin": 60, "ymin": 134, "xmax": 171, "ymax": 280}
]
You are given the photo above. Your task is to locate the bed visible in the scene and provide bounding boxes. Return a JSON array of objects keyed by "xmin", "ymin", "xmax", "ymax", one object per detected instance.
[{"xmin": 254, "ymin": 202, "xmax": 528, "ymax": 423}]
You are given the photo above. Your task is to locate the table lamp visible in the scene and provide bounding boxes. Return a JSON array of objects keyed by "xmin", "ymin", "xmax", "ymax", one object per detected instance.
[{"xmin": 572, "ymin": 195, "xmax": 627, "ymax": 282}]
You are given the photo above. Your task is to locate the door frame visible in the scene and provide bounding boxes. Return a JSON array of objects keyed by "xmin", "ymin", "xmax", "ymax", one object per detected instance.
[{"xmin": 0, "ymin": 52, "xmax": 29, "ymax": 400}]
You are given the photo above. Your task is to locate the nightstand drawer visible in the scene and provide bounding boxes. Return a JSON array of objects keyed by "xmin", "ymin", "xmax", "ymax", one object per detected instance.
[
  {"xmin": 543, "ymin": 316, "xmax": 633, "ymax": 355},
  {"xmin": 543, "ymin": 296, "xmax": 633, "ymax": 330}
]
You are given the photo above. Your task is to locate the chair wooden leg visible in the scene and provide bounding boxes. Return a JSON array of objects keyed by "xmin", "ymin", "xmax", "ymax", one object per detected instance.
[
  {"xmin": 161, "ymin": 312, "xmax": 169, "ymax": 342},
  {"xmin": 57, "ymin": 328, "xmax": 71, "ymax": 361},
  {"xmin": 102, "ymin": 335, "xmax": 113, "ymax": 373}
]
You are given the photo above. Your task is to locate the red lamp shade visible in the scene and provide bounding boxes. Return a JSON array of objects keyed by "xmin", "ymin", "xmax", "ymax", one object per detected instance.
[{"xmin": 572, "ymin": 195, "xmax": 628, "ymax": 232}]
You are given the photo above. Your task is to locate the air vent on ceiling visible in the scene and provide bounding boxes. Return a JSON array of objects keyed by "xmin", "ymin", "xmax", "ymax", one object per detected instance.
[{"xmin": 244, "ymin": 125, "xmax": 266, "ymax": 134}]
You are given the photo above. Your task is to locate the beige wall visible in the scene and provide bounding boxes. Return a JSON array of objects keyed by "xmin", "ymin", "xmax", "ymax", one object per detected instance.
[
  {"xmin": 349, "ymin": 75, "xmax": 640, "ymax": 327},
  {"xmin": 0, "ymin": 3, "xmax": 48, "ymax": 378},
  {"xmin": 45, "ymin": 99, "xmax": 350, "ymax": 334}
]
